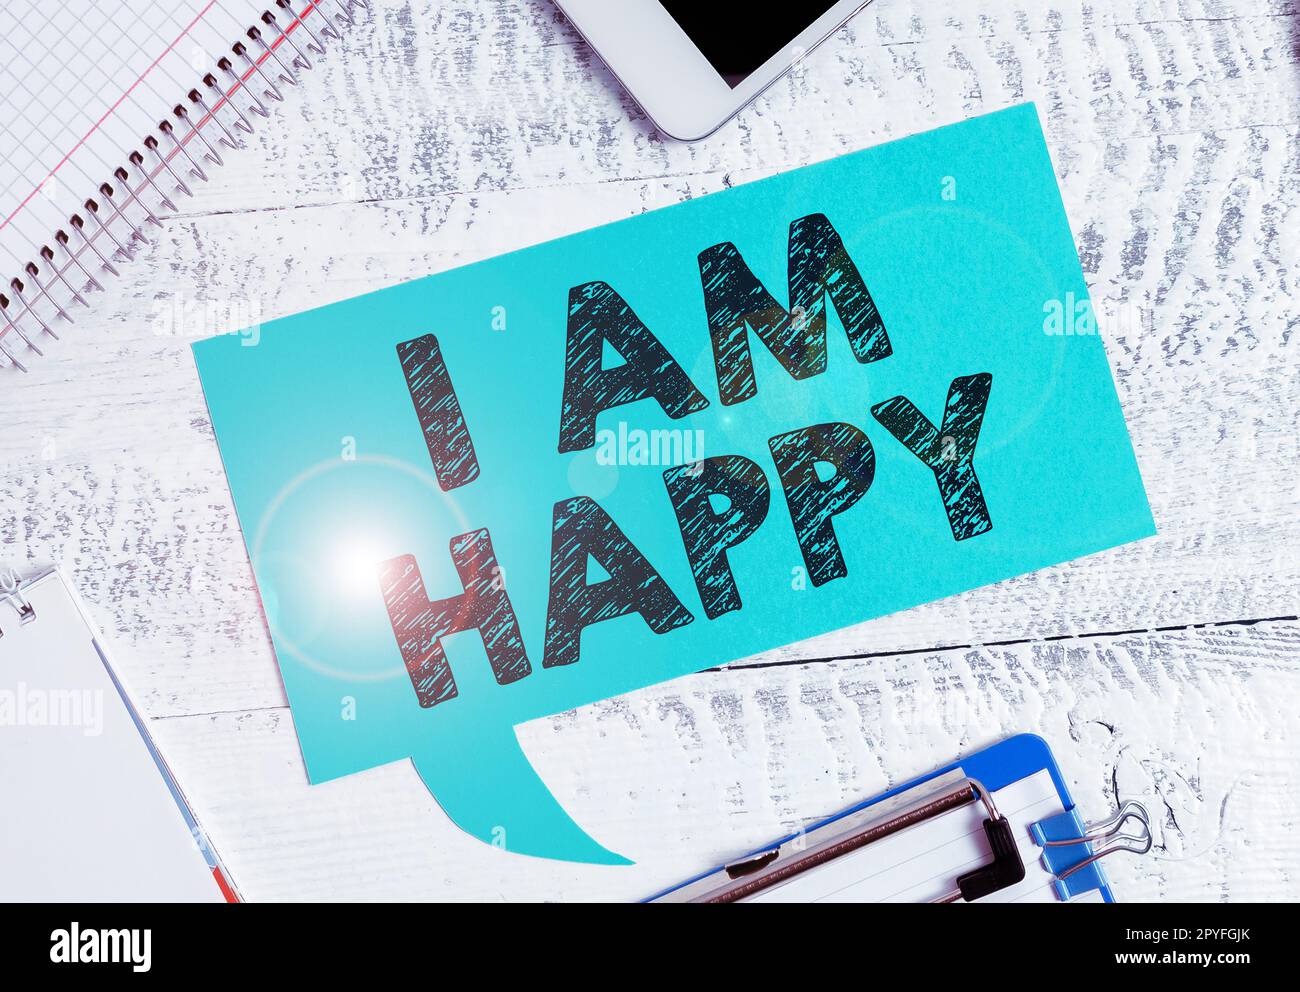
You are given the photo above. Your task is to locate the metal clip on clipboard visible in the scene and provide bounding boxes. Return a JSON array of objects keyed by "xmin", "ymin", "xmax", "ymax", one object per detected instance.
[
  {"xmin": 682, "ymin": 777, "xmax": 1027, "ymax": 904},
  {"xmin": 1032, "ymin": 800, "xmax": 1152, "ymax": 901},
  {"xmin": 0, "ymin": 567, "xmax": 37, "ymax": 636}
]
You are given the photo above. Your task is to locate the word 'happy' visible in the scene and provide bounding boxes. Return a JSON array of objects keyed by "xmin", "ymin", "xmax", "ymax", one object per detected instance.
[{"xmin": 382, "ymin": 213, "xmax": 992, "ymax": 707}]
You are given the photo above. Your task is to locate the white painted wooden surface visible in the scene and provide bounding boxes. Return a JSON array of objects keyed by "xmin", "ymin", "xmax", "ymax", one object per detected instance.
[{"xmin": 2, "ymin": 0, "xmax": 1298, "ymax": 901}]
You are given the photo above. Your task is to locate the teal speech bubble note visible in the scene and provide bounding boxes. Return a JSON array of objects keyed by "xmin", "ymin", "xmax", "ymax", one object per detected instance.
[{"xmin": 193, "ymin": 104, "xmax": 1154, "ymax": 865}]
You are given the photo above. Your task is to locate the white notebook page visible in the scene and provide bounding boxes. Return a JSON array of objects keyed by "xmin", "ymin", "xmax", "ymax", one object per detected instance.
[
  {"xmin": 750, "ymin": 769, "xmax": 1102, "ymax": 903},
  {"xmin": 0, "ymin": 570, "xmax": 224, "ymax": 901},
  {"xmin": 0, "ymin": 1, "xmax": 281, "ymax": 276}
]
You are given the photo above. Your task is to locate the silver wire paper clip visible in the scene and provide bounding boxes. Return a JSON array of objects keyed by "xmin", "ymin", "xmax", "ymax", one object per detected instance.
[{"xmin": 1032, "ymin": 800, "xmax": 1152, "ymax": 900}]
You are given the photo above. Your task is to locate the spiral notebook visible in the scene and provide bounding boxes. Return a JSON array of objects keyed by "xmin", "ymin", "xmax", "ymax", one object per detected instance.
[
  {"xmin": 0, "ymin": 566, "xmax": 239, "ymax": 901},
  {"xmin": 0, "ymin": 0, "xmax": 368, "ymax": 372}
]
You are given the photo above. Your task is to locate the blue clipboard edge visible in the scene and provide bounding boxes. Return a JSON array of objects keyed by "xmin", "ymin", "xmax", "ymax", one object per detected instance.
[{"xmin": 645, "ymin": 733, "xmax": 1115, "ymax": 903}]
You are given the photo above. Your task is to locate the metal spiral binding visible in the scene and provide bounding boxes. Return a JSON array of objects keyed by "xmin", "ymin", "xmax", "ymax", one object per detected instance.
[{"xmin": 0, "ymin": 0, "xmax": 370, "ymax": 373}]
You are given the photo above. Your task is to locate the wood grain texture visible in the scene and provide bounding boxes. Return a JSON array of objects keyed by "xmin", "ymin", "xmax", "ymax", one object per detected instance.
[
  {"xmin": 155, "ymin": 620, "xmax": 1300, "ymax": 901},
  {"xmin": 1, "ymin": 0, "xmax": 1297, "ymax": 900}
]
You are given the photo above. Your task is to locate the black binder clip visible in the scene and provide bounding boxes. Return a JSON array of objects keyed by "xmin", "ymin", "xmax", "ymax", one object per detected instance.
[{"xmin": 935, "ymin": 779, "xmax": 1026, "ymax": 902}]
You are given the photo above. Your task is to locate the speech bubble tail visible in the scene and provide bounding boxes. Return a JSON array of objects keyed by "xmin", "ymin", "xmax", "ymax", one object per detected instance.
[{"xmin": 410, "ymin": 731, "xmax": 633, "ymax": 866}]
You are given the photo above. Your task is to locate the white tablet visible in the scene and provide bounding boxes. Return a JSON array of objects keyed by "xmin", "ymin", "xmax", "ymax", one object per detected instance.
[{"xmin": 555, "ymin": 1, "xmax": 874, "ymax": 140}]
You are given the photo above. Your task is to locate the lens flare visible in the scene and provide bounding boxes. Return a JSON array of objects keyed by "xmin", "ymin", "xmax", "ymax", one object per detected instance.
[{"xmin": 330, "ymin": 536, "xmax": 393, "ymax": 598}]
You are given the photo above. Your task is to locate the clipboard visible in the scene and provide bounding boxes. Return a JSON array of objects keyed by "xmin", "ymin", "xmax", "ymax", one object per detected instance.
[
  {"xmin": 647, "ymin": 734, "xmax": 1151, "ymax": 903},
  {"xmin": 0, "ymin": 565, "xmax": 240, "ymax": 902}
]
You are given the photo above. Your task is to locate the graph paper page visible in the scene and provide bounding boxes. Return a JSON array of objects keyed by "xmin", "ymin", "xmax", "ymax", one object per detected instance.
[{"xmin": 0, "ymin": 0, "xmax": 272, "ymax": 278}]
